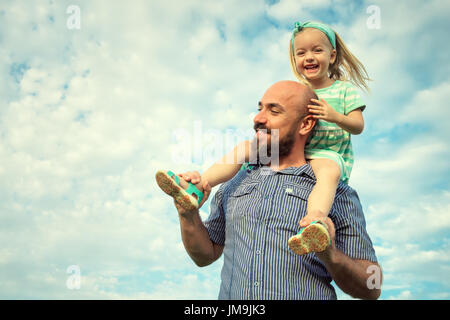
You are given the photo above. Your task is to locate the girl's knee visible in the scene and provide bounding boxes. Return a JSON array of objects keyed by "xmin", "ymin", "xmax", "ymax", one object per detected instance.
[{"xmin": 310, "ymin": 159, "xmax": 341, "ymax": 182}]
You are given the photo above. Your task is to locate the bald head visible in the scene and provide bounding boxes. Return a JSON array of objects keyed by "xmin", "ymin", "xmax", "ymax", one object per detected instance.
[{"xmin": 264, "ymin": 80, "xmax": 317, "ymax": 120}]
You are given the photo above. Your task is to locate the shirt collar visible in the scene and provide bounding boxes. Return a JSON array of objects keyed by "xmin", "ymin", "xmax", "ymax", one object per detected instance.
[
  {"xmin": 251, "ymin": 163, "xmax": 316, "ymax": 180},
  {"xmin": 277, "ymin": 164, "xmax": 316, "ymax": 180}
]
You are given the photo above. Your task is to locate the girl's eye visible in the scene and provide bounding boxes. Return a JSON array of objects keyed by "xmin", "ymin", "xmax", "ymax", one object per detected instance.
[{"xmin": 296, "ymin": 52, "xmax": 305, "ymax": 56}]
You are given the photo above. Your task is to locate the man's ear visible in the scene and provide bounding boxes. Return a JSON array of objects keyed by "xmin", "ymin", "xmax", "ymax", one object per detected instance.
[{"xmin": 298, "ymin": 115, "xmax": 316, "ymax": 136}]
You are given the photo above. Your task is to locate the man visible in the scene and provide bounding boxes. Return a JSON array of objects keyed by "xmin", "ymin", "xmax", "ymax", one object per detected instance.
[{"xmin": 175, "ymin": 81, "xmax": 381, "ymax": 300}]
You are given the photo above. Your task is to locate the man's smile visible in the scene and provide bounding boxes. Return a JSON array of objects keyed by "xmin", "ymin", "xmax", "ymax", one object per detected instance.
[
  {"xmin": 255, "ymin": 128, "xmax": 268, "ymax": 137},
  {"xmin": 254, "ymin": 123, "xmax": 271, "ymax": 136}
]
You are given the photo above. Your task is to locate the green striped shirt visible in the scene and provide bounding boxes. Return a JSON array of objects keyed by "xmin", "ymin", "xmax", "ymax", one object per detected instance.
[{"xmin": 305, "ymin": 80, "xmax": 365, "ymax": 183}]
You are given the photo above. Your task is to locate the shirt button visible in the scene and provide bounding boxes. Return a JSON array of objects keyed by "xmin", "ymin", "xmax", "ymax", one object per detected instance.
[
  {"xmin": 254, "ymin": 281, "xmax": 259, "ymax": 287},
  {"xmin": 256, "ymin": 250, "xmax": 261, "ymax": 255}
]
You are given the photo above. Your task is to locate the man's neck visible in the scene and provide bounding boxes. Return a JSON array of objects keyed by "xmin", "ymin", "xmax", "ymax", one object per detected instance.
[{"xmin": 269, "ymin": 145, "xmax": 308, "ymax": 171}]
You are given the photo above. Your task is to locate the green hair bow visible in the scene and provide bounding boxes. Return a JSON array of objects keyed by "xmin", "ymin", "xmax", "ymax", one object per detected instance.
[{"xmin": 291, "ymin": 21, "xmax": 336, "ymax": 49}]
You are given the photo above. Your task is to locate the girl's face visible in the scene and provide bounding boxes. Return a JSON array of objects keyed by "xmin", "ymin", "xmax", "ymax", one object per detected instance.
[{"xmin": 293, "ymin": 28, "xmax": 336, "ymax": 86}]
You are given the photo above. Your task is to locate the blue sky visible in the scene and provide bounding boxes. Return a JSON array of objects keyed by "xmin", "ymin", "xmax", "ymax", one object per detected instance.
[{"xmin": 0, "ymin": 0, "xmax": 449, "ymax": 299}]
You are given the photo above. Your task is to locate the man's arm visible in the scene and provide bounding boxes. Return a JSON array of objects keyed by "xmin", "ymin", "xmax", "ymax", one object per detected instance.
[
  {"xmin": 174, "ymin": 183, "xmax": 223, "ymax": 267},
  {"xmin": 316, "ymin": 217, "xmax": 382, "ymax": 300}
]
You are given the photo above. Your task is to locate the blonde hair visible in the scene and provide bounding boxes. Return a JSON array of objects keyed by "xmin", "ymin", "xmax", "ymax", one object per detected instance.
[{"xmin": 289, "ymin": 28, "xmax": 371, "ymax": 92}]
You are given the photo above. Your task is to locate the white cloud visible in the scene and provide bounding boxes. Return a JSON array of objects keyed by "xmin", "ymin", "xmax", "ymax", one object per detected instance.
[
  {"xmin": 0, "ymin": 0, "xmax": 247, "ymax": 299},
  {"xmin": 397, "ymin": 81, "xmax": 450, "ymax": 135},
  {"xmin": 351, "ymin": 139, "xmax": 448, "ymax": 203},
  {"xmin": 142, "ymin": 271, "xmax": 221, "ymax": 300},
  {"xmin": 0, "ymin": 0, "xmax": 449, "ymax": 300},
  {"xmin": 265, "ymin": 0, "xmax": 333, "ymax": 22}
]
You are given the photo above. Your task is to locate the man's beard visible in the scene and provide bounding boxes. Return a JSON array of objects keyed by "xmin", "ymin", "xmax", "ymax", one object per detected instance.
[{"xmin": 253, "ymin": 123, "xmax": 297, "ymax": 164}]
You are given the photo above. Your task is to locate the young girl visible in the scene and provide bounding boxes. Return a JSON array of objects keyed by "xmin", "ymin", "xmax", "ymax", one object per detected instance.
[{"xmin": 156, "ymin": 21, "xmax": 370, "ymax": 256}]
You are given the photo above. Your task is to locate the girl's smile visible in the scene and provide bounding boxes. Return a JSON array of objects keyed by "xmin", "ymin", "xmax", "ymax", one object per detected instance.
[{"xmin": 304, "ymin": 63, "xmax": 320, "ymax": 74}]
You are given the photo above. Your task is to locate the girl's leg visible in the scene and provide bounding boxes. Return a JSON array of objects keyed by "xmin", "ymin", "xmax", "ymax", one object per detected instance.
[
  {"xmin": 187, "ymin": 140, "xmax": 252, "ymax": 188},
  {"xmin": 158, "ymin": 140, "xmax": 252, "ymax": 210},
  {"xmin": 300, "ymin": 158, "xmax": 341, "ymax": 227}
]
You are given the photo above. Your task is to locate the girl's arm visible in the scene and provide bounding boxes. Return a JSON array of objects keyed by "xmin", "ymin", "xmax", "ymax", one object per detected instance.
[
  {"xmin": 183, "ymin": 140, "xmax": 252, "ymax": 188},
  {"xmin": 308, "ymin": 98, "xmax": 364, "ymax": 135},
  {"xmin": 334, "ymin": 109, "xmax": 364, "ymax": 135}
]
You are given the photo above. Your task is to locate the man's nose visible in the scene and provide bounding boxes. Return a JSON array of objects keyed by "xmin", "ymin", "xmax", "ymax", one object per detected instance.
[{"xmin": 253, "ymin": 109, "xmax": 267, "ymax": 126}]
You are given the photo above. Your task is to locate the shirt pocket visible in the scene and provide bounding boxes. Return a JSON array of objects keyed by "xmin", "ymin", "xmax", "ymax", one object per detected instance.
[
  {"xmin": 226, "ymin": 182, "xmax": 260, "ymax": 220},
  {"xmin": 230, "ymin": 183, "xmax": 258, "ymax": 197},
  {"xmin": 279, "ymin": 183, "xmax": 310, "ymax": 226}
]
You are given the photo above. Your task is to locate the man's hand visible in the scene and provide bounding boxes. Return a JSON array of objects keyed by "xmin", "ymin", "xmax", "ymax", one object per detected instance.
[
  {"xmin": 314, "ymin": 217, "xmax": 337, "ymax": 263},
  {"xmin": 299, "ymin": 212, "xmax": 329, "ymax": 228},
  {"xmin": 177, "ymin": 171, "xmax": 212, "ymax": 210},
  {"xmin": 312, "ymin": 217, "xmax": 382, "ymax": 300}
]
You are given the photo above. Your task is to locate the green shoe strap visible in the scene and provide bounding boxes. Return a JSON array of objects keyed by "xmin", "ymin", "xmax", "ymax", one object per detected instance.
[
  {"xmin": 185, "ymin": 183, "xmax": 204, "ymax": 205},
  {"xmin": 167, "ymin": 170, "xmax": 179, "ymax": 185},
  {"xmin": 297, "ymin": 220, "xmax": 319, "ymax": 235},
  {"xmin": 240, "ymin": 162, "xmax": 255, "ymax": 172},
  {"xmin": 296, "ymin": 220, "xmax": 328, "ymax": 234},
  {"xmin": 167, "ymin": 170, "xmax": 203, "ymax": 205}
]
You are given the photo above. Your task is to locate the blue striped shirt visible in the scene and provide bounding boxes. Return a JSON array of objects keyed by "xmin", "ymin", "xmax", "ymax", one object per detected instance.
[{"xmin": 204, "ymin": 164, "xmax": 377, "ymax": 300}]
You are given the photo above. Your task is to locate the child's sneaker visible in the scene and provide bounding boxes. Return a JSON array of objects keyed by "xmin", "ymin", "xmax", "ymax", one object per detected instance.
[
  {"xmin": 155, "ymin": 170, "xmax": 203, "ymax": 211},
  {"xmin": 288, "ymin": 220, "xmax": 331, "ymax": 256}
]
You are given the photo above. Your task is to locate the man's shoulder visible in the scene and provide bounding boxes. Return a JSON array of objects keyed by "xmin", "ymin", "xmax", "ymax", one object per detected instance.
[
  {"xmin": 336, "ymin": 180, "xmax": 352, "ymax": 195},
  {"xmin": 332, "ymin": 182, "xmax": 363, "ymax": 215},
  {"xmin": 335, "ymin": 181, "xmax": 362, "ymax": 202},
  {"xmin": 217, "ymin": 164, "xmax": 355, "ymax": 199}
]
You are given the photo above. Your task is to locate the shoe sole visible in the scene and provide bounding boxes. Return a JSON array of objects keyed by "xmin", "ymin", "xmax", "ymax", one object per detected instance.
[
  {"xmin": 288, "ymin": 222, "xmax": 330, "ymax": 256},
  {"xmin": 155, "ymin": 170, "xmax": 199, "ymax": 211}
]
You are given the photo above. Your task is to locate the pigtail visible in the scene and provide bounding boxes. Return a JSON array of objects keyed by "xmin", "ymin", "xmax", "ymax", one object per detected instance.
[{"xmin": 329, "ymin": 32, "xmax": 371, "ymax": 93}]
